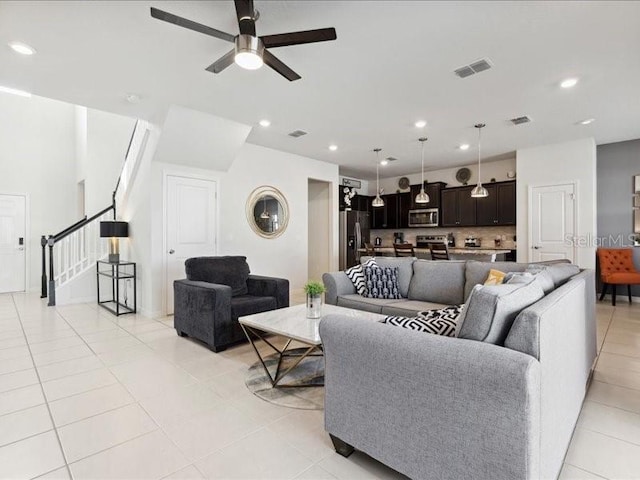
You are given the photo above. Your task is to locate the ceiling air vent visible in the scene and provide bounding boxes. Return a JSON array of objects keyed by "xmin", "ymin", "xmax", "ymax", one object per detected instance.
[
  {"xmin": 454, "ymin": 58, "xmax": 493, "ymax": 78},
  {"xmin": 510, "ymin": 115, "xmax": 532, "ymax": 125},
  {"xmin": 385, "ymin": 157, "xmax": 398, "ymax": 162},
  {"xmin": 288, "ymin": 129, "xmax": 308, "ymax": 138}
]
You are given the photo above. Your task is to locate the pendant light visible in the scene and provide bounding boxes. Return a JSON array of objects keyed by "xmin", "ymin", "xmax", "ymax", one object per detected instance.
[
  {"xmin": 372, "ymin": 148, "xmax": 385, "ymax": 208},
  {"xmin": 415, "ymin": 137, "xmax": 430, "ymax": 204},
  {"xmin": 471, "ymin": 123, "xmax": 489, "ymax": 198}
]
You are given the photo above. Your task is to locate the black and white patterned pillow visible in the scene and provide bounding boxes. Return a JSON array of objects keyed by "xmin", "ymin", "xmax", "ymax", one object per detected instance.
[
  {"xmin": 383, "ymin": 305, "xmax": 464, "ymax": 337},
  {"xmin": 364, "ymin": 265, "xmax": 401, "ymax": 299},
  {"xmin": 345, "ymin": 258, "xmax": 376, "ymax": 296}
]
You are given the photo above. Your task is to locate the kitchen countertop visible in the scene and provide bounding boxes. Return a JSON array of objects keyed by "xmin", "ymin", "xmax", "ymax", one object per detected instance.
[{"xmin": 359, "ymin": 246, "xmax": 512, "ymax": 255}]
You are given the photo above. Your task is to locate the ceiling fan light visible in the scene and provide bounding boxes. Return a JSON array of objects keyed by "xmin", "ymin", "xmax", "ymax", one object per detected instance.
[
  {"xmin": 372, "ymin": 195, "xmax": 385, "ymax": 208},
  {"xmin": 471, "ymin": 184, "xmax": 489, "ymax": 198},
  {"xmin": 415, "ymin": 188, "xmax": 430, "ymax": 204},
  {"xmin": 234, "ymin": 34, "xmax": 264, "ymax": 70}
]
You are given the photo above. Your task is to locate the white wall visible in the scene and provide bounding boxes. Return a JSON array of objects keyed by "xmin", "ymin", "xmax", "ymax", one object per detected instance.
[
  {"xmin": 84, "ymin": 109, "xmax": 136, "ymax": 215},
  {"xmin": 376, "ymin": 157, "xmax": 516, "ymax": 195},
  {"xmin": 0, "ymin": 93, "xmax": 78, "ymax": 292},
  {"xmin": 516, "ymin": 138, "xmax": 597, "ymax": 268}
]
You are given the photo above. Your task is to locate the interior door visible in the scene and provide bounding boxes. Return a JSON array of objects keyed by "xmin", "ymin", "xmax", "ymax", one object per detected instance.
[
  {"xmin": 530, "ymin": 183, "xmax": 575, "ymax": 263},
  {"xmin": 166, "ymin": 176, "xmax": 217, "ymax": 315},
  {"xmin": 0, "ymin": 194, "xmax": 26, "ymax": 293}
]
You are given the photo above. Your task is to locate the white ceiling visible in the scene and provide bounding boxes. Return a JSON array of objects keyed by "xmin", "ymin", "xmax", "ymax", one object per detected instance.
[{"xmin": 1, "ymin": 1, "xmax": 639, "ymax": 179}]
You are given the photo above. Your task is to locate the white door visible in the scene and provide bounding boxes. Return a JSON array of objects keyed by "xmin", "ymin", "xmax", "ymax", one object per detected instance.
[
  {"xmin": 0, "ymin": 194, "xmax": 26, "ymax": 293},
  {"xmin": 166, "ymin": 176, "xmax": 217, "ymax": 314},
  {"xmin": 530, "ymin": 183, "xmax": 576, "ymax": 263}
]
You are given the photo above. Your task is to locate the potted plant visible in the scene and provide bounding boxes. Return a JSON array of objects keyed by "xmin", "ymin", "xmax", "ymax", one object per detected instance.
[{"xmin": 304, "ymin": 281, "xmax": 326, "ymax": 319}]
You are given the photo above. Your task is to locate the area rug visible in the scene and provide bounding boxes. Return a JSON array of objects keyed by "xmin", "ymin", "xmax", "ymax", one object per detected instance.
[{"xmin": 245, "ymin": 347, "xmax": 324, "ymax": 410}]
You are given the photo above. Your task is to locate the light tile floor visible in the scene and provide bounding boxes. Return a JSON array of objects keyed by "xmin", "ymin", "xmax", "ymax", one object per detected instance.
[{"xmin": 0, "ymin": 293, "xmax": 638, "ymax": 479}]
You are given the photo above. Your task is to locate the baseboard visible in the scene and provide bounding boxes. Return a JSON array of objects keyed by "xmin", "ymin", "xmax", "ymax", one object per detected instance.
[
  {"xmin": 56, "ymin": 295, "xmax": 97, "ymax": 306},
  {"xmin": 599, "ymin": 294, "xmax": 640, "ymax": 304},
  {"xmin": 141, "ymin": 308, "xmax": 164, "ymax": 319}
]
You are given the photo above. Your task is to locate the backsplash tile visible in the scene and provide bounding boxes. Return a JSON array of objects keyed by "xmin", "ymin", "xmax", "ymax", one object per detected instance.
[{"xmin": 370, "ymin": 226, "xmax": 517, "ymax": 249}]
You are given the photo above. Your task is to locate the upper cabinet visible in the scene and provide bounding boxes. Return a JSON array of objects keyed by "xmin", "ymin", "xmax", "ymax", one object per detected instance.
[
  {"xmin": 442, "ymin": 181, "xmax": 516, "ymax": 227},
  {"xmin": 441, "ymin": 187, "xmax": 477, "ymax": 227},
  {"xmin": 475, "ymin": 182, "xmax": 517, "ymax": 226}
]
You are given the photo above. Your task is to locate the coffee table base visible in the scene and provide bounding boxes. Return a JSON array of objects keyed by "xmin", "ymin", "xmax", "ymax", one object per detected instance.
[{"xmin": 241, "ymin": 325, "xmax": 324, "ymax": 388}]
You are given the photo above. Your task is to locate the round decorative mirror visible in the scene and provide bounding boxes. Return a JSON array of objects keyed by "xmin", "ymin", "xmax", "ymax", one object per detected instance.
[{"xmin": 246, "ymin": 186, "xmax": 290, "ymax": 239}]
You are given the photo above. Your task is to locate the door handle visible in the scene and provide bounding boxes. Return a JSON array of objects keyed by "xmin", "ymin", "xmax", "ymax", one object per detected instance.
[
  {"xmin": 169, "ymin": 249, "xmax": 175, "ymax": 254},
  {"xmin": 533, "ymin": 246, "xmax": 540, "ymax": 249}
]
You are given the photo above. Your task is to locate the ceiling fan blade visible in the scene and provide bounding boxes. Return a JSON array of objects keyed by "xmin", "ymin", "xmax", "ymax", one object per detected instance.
[
  {"xmin": 263, "ymin": 49, "xmax": 301, "ymax": 82},
  {"xmin": 234, "ymin": 0, "xmax": 256, "ymax": 36},
  {"xmin": 150, "ymin": 7, "xmax": 235, "ymax": 43},
  {"xmin": 205, "ymin": 49, "xmax": 236, "ymax": 74},
  {"xmin": 261, "ymin": 28, "xmax": 337, "ymax": 48}
]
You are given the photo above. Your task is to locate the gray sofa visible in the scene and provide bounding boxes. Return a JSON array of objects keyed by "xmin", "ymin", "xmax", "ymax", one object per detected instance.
[
  {"xmin": 320, "ymin": 258, "xmax": 596, "ymax": 480},
  {"xmin": 174, "ymin": 256, "xmax": 289, "ymax": 352}
]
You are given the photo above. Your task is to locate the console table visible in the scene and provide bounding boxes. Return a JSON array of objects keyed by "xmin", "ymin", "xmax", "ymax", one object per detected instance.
[{"xmin": 96, "ymin": 260, "xmax": 136, "ymax": 316}]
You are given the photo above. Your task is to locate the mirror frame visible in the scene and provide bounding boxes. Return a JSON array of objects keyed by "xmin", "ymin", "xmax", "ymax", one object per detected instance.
[{"xmin": 245, "ymin": 185, "xmax": 290, "ymax": 239}]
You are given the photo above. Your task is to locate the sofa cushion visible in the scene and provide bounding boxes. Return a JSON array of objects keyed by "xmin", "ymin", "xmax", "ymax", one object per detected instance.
[
  {"xmin": 407, "ymin": 260, "xmax": 466, "ymax": 305},
  {"xmin": 457, "ymin": 281, "xmax": 545, "ymax": 345},
  {"xmin": 365, "ymin": 265, "xmax": 401, "ymax": 299},
  {"xmin": 362, "ymin": 256, "xmax": 415, "ymax": 297},
  {"xmin": 186, "ymin": 256, "xmax": 250, "ymax": 297},
  {"xmin": 464, "ymin": 261, "xmax": 528, "ymax": 300},
  {"xmin": 230, "ymin": 295, "xmax": 277, "ymax": 319},
  {"xmin": 383, "ymin": 305, "xmax": 463, "ymax": 337},
  {"xmin": 381, "ymin": 300, "xmax": 449, "ymax": 317},
  {"xmin": 506, "ymin": 269, "xmax": 555, "ymax": 295},
  {"xmin": 337, "ymin": 294, "xmax": 403, "ymax": 314},
  {"xmin": 345, "ymin": 258, "xmax": 376, "ymax": 296},
  {"xmin": 546, "ymin": 263, "xmax": 581, "ymax": 287}
]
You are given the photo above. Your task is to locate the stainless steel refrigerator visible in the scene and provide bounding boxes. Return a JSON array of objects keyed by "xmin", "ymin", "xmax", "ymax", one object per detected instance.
[{"xmin": 339, "ymin": 210, "xmax": 370, "ymax": 270}]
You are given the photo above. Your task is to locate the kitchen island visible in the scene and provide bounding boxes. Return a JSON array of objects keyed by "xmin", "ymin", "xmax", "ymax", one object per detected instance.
[{"xmin": 358, "ymin": 246, "xmax": 513, "ymax": 262}]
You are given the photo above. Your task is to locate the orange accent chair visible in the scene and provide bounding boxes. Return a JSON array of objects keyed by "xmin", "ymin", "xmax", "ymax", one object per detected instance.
[{"xmin": 597, "ymin": 248, "xmax": 640, "ymax": 306}]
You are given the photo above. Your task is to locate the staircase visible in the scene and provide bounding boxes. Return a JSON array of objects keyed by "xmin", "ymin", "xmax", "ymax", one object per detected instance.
[{"xmin": 42, "ymin": 119, "xmax": 151, "ymax": 306}]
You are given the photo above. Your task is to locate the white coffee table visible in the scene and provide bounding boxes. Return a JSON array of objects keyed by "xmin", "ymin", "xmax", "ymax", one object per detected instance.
[{"xmin": 239, "ymin": 303, "xmax": 385, "ymax": 388}]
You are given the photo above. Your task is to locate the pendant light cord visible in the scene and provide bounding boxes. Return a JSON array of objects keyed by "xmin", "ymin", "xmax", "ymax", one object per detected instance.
[
  {"xmin": 477, "ymin": 126, "xmax": 482, "ymax": 184},
  {"xmin": 421, "ymin": 140, "xmax": 425, "ymax": 186}
]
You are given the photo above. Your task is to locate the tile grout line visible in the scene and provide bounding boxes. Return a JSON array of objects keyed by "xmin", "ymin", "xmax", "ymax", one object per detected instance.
[
  {"xmin": 563, "ymin": 461, "xmax": 609, "ymax": 480},
  {"xmin": 10, "ymin": 294, "xmax": 73, "ymax": 479}
]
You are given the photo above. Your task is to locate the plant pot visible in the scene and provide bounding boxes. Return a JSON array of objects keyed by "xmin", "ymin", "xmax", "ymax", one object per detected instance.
[{"xmin": 306, "ymin": 294, "xmax": 323, "ymax": 319}]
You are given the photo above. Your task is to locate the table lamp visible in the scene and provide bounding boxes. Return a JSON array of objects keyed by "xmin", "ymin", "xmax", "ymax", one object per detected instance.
[{"xmin": 100, "ymin": 221, "xmax": 129, "ymax": 263}]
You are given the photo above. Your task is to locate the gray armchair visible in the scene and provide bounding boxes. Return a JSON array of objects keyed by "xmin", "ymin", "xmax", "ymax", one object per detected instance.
[{"xmin": 174, "ymin": 256, "xmax": 289, "ymax": 352}]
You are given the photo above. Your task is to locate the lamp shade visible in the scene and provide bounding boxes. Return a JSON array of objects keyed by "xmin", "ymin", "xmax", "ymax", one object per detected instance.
[{"xmin": 100, "ymin": 221, "xmax": 129, "ymax": 238}]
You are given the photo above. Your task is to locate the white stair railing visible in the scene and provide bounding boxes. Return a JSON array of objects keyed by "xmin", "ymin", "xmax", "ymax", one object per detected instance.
[{"xmin": 52, "ymin": 211, "xmax": 111, "ymax": 288}]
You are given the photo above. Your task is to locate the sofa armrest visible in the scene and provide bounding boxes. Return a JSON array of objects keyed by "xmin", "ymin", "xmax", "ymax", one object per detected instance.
[
  {"xmin": 246, "ymin": 275, "xmax": 290, "ymax": 308},
  {"xmin": 173, "ymin": 280, "xmax": 232, "ymax": 343},
  {"xmin": 322, "ymin": 272, "xmax": 356, "ymax": 305},
  {"xmin": 320, "ymin": 315, "xmax": 541, "ymax": 480}
]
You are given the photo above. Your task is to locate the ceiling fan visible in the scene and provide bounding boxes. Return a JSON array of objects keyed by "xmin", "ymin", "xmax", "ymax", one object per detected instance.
[{"xmin": 150, "ymin": 0, "xmax": 337, "ymax": 81}]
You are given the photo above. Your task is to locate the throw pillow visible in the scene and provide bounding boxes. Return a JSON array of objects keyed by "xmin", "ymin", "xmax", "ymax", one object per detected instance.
[
  {"xmin": 484, "ymin": 269, "xmax": 506, "ymax": 285},
  {"xmin": 383, "ymin": 305, "xmax": 464, "ymax": 337},
  {"xmin": 365, "ymin": 265, "xmax": 401, "ymax": 299},
  {"xmin": 456, "ymin": 281, "xmax": 545, "ymax": 345},
  {"xmin": 345, "ymin": 258, "xmax": 377, "ymax": 296},
  {"xmin": 522, "ymin": 265, "xmax": 556, "ymax": 294}
]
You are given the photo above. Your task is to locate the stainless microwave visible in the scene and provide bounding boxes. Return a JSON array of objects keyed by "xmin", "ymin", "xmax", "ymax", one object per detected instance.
[{"xmin": 408, "ymin": 208, "xmax": 439, "ymax": 227}]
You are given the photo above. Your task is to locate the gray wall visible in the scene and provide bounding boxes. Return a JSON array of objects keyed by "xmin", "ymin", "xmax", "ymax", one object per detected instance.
[{"xmin": 597, "ymin": 138, "xmax": 640, "ymax": 297}]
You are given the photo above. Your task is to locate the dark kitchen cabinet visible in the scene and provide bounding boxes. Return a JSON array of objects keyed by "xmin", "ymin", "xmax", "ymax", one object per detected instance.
[
  {"xmin": 441, "ymin": 187, "xmax": 477, "ymax": 227},
  {"xmin": 371, "ymin": 198, "xmax": 386, "ymax": 228},
  {"xmin": 409, "ymin": 182, "xmax": 446, "ymax": 209},
  {"xmin": 398, "ymin": 192, "xmax": 412, "ymax": 228},
  {"xmin": 371, "ymin": 193, "xmax": 407, "ymax": 229},
  {"xmin": 475, "ymin": 181, "xmax": 516, "ymax": 226}
]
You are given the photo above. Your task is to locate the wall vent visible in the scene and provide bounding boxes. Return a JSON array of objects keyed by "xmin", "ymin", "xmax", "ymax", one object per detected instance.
[
  {"xmin": 454, "ymin": 58, "xmax": 493, "ymax": 78},
  {"xmin": 288, "ymin": 129, "xmax": 308, "ymax": 138},
  {"xmin": 510, "ymin": 115, "xmax": 532, "ymax": 125}
]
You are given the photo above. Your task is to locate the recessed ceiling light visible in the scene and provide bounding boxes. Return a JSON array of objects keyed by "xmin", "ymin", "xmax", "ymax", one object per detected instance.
[
  {"xmin": 259, "ymin": 119, "xmax": 271, "ymax": 127},
  {"xmin": 329, "ymin": 145, "xmax": 338, "ymax": 151},
  {"xmin": 414, "ymin": 120, "xmax": 427, "ymax": 128},
  {"xmin": 380, "ymin": 159, "xmax": 389, "ymax": 166},
  {"xmin": 560, "ymin": 78, "xmax": 578, "ymax": 88},
  {"xmin": 459, "ymin": 144, "xmax": 470, "ymax": 151},
  {"xmin": 578, "ymin": 118, "xmax": 595, "ymax": 125},
  {"xmin": 0, "ymin": 85, "xmax": 31, "ymax": 98},
  {"xmin": 8, "ymin": 41, "xmax": 36, "ymax": 55}
]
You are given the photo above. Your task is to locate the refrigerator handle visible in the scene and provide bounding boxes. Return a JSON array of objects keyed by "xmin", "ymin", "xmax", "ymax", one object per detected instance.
[{"xmin": 354, "ymin": 221, "xmax": 361, "ymax": 252}]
